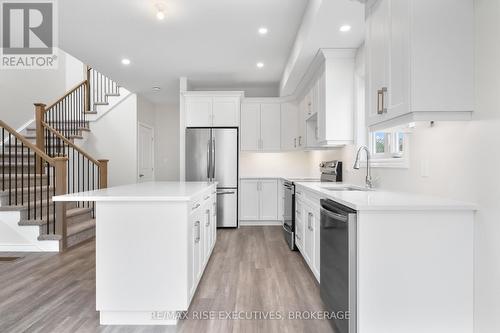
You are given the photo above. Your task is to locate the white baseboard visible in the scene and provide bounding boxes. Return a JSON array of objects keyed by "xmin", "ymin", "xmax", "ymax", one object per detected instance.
[
  {"xmin": 0, "ymin": 243, "xmax": 59, "ymax": 252},
  {"xmin": 239, "ymin": 220, "xmax": 282, "ymax": 226}
]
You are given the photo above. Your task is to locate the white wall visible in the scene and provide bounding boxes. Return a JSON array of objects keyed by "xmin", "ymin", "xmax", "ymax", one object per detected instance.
[
  {"xmin": 81, "ymin": 94, "xmax": 138, "ymax": 187},
  {"xmin": 155, "ymin": 104, "xmax": 180, "ymax": 181},
  {"xmin": 0, "ymin": 50, "xmax": 80, "ymax": 129}
]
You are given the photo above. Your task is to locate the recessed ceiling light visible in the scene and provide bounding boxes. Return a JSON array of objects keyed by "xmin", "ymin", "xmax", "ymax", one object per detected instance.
[
  {"xmin": 156, "ymin": 11, "xmax": 165, "ymax": 20},
  {"xmin": 258, "ymin": 27, "xmax": 268, "ymax": 35},
  {"xmin": 256, "ymin": 62, "xmax": 264, "ymax": 68},
  {"xmin": 155, "ymin": 2, "xmax": 166, "ymax": 20},
  {"xmin": 339, "ymin": 25, "xmax": 352, "ymax": 32},
  {"xmin": 152, "ymin": 86, "xmax": 161, "ymax": 92},
  {"xmin": 121, "ymin": 58, "xmax": 131, "ymax": 65}
]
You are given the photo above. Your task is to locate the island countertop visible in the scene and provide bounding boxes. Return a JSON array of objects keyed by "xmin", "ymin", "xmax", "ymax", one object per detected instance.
[{"xmin": 52, "ymin": 181, "xmax": 217, "ymax": 202}]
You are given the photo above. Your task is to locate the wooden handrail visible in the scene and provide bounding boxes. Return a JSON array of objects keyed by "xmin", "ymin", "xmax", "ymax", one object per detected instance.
[
  {"xmin": 45, "ymin": 79, "xmax": 88, "ymax": 111},
  {"xmin": 41, "ymin": 121, "xmax": 102, "ymax": 166},
  {"xmin": 0, "ymin": 119, "xmax": 55, "ymax": 165}
]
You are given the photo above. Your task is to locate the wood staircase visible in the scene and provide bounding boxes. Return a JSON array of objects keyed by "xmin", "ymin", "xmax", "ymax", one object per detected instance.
[{"xmin": 0, "ymin": 67, "xmax": 119, "ymax": 251}]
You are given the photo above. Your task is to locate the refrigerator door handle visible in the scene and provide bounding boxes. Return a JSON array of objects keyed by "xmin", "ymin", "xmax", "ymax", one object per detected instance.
[
  {"xmin": 212, "ymin": 138, "xmax": 216, "ymax": 179},
  {"xmin": 207, "ymin": 139, "xmax": 211, "ymax": 179}
]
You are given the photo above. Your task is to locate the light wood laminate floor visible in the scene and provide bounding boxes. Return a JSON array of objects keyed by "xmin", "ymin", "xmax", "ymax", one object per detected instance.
[{"xmin": 0, "ymin": 226, "xmax": 335, "ymax": 333}]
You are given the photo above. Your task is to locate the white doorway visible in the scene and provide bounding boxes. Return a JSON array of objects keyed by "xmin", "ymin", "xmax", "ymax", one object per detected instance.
[{"xmin": 138, "ymin": 122, "xmax": 155, "ymax": 182}]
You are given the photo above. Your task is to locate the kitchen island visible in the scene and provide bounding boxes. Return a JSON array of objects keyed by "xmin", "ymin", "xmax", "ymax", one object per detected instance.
[{"xmin": 53, "ymin": 181, "xmax": 218, "ymax": 326}]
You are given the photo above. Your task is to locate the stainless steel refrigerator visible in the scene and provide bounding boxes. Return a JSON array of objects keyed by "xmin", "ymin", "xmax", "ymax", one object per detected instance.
[{"xmin": 186, "ymin": 128, "xmax": 238, "ymax": 228}]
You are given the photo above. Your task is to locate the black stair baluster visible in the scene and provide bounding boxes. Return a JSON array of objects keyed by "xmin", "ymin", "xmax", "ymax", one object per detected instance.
[
  {"xmin": 21, "ymin": 142, "xmax": 24, "ymax": 205},
  {"xmin": 1, "ymin": 128, "xmax": 4, "ymax": 191},
  {"xmin": 46, "ymin": 162, "xmax": 50, "ymax": 233},
  {"xmin": 8, "ymin": 134, "xmax": 12, "ymax": 205},
  {"xmin": 28, "ymin": 149, "xmax": 30, "ymax": 219},
  {"xmin": 52, "ymin": 165, "xmax": 56, "ymax": 235},
  {"xmin": 15, "ymin": 137, "xmax": 18, "ymax": 205}
]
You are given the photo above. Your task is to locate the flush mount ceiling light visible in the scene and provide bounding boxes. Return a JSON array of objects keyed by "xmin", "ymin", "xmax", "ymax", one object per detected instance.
[
  {"xmin": 121, "ymin": 58, "xmax": 131, "ymax": 65},
  {"xmin": 258, "ymin": 27, "xmax": 268, "ymax": 35},
  {"xmin": 256, "ymin": 62, "xmax": 264, "ymax": 68},
  {"xmin": 339, "ymin": 25, "xmax": 352, "ymax": 32},
  {"xmin": 155, "ymin": 2, "xmax": 166, "ymax": 20},
  {"xmin": 152, "ymin": 86, "xmax": 161, "ymax": 92}
]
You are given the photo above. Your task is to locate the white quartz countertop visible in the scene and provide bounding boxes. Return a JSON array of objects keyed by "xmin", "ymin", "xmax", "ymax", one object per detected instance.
[
  {"xmin": 295, "ymin": 182, "xmax": 477, "ymax": 211},
  {"xmin": 52, "ymin": 181, "xmax": 217, "ymax": 202}
]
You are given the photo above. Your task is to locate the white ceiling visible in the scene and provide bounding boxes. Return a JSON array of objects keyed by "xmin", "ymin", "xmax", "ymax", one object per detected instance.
[{"xmin": 59, "ymin": 0, "xmax": 364, "ymax": 105}]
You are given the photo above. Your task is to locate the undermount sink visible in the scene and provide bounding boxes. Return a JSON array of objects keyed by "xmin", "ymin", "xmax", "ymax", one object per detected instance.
[{"xmin": 321, "ymin": 186, "xmax": 370, "ymax": 192}]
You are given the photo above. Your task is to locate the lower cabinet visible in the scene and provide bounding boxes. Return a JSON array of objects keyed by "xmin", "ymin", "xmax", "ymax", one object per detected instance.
[
  {"xmin": 240, "ymin": 179, "xmax": 279, "ymax": 222},
  {"xmin": 188, "ymin": 189, "xmax": 217, "ymax": 299},
  {"xmin": 295, "ymin": 187, "xmax": 321, "ymax": 282}
]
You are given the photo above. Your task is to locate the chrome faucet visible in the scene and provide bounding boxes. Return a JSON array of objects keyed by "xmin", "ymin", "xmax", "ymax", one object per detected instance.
[{"xmin": 353, "ymin": 146, "xmax": 373, "ymax": 188}]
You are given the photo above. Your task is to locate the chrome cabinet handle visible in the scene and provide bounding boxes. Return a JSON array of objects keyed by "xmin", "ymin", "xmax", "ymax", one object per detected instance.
[
  {"xmin": 308, "ymin": 212, "xmax": 313, "ymax": 231},
  {"xmin": 204, "ymin": 195, "xmax": 210, "ymax": 200},
  {"xmin": 296, "ymin": 234, "xmax": 301, "ymax": 241},
  {"xmin": 381, "ymin": 87, "xmax": 387, "ymax": 114},
  {"xmin": 206, "ymin": 210, "xmax": 210, "ymax": 227},
  {"xmin": 294, "ymin": 138, "xmax": 297, "ymax": 148},
  {"xmin": 192, "ymin": 203, "xmax": 200, "ymax": 210},
  {"xmin": 377, "ymin": 87, "xmax": 388, "ymax": 114},
  {"xmin": 298, "ymin": 136, "xmax": 302, "ymax": 146}
]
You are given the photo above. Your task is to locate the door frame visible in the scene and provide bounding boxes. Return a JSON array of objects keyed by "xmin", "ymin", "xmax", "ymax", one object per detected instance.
[{"xmin": 137, "ymin": 122, "xmax": 155, "ymax": 182}]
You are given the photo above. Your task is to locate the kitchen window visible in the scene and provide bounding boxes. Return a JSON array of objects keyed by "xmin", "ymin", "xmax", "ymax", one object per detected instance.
[{"xmin": 368, "ymin": 130, "xmax": 409, "ymax": 168}]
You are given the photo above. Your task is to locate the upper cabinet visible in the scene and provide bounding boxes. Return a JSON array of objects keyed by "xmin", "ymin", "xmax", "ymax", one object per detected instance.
[
  {"xmin": 241, "ymin": 102, "xmax": 281, "ymax": 152},
  {"xmin": 299, "ymin": 49, "xmax": 356, "ymax": 148},
  {"xmin": 280, "ymin": 102, "xmax": 299, "ymax": 150},
  {"xmin": 365, "ymin": 0, "xmax": 474, "ymax": 130},
  {"xmin": 184, "ymin": 92, "xmax": 243, "ymax": 127}
]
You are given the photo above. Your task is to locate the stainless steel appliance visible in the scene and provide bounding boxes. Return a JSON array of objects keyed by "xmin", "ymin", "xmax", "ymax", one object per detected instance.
[
  {"xmin": 319, "ymin": 160, "xmax": 343, "ymax": 182},
  {"xmin": 281, "ymin": 160, "xmax": 343, "ymax": 250},
  {"xmin": 186, "ymin": 128, "xmax": 238, "ymax": 228},
  {"xmin": 320, "ymin": 199, "xmax": 357, "ymax": 333},
  {"xmin": 282, "ymin": 180, "xmax": 295, "ymax": 250}
]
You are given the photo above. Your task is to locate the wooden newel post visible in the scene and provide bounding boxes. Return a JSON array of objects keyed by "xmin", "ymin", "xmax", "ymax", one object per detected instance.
[
  {"xmin": 34, "ymin": 103, "xmax": 46, "ymax": 173},
  {"xmin": 53, "ymin": 156, "xmax": 68, "ymax": 251},
  {"xmin": 98, "ymin": 159, "xmax": 109, "ymax": 189}
]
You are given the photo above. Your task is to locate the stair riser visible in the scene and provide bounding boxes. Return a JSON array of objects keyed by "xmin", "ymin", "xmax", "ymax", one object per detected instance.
[
  {"xmin": 0, "ymin": 164, "xmax": 37, "ymax": 174},
  {"xmin": 0, "ymin": 187, "xmax": 53, "ymax": 206},
  {"xmin": 68, "ymin": 209, "xmax": 94, "ymax": 225},
  {"xmin": 66, "ymin": 226, "xmax": 95, "ymax": 248},
  {"xmin": 0, "ymin": 176, "xmax": 48, "ymax": 187},
  {"xmin": 18, "ymin": 201, "xmax": 77, "ymax": 220}
]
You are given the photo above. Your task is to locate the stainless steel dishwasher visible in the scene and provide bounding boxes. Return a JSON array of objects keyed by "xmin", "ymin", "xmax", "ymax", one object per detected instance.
[{"xmin": 320, "ymin": 199, "xmax": 357, "ymax": 333}]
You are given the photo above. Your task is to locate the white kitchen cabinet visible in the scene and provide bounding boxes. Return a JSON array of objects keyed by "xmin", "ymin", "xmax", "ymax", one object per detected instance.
[
  {"xmin": 188, "ymin": 187, "xmax": 217, "ymax": 299},
  {"xmin": 280, "ymin": 103, "xmax": 299, "ymax": 150},
  {"xmin": 240, "ymin": 179, "xmax": 260, "ymax": 220},
  {"xmin": 240, "ymin": 103, "xmax": 261, "ymax": 151},
  {"xmin": 240, "ymin": 103, "xmax": 281, "ymax": 151},
  {"xmin": 240, "ymin": 179, "xmax": 279, "ymax": 222},
  {"xmin": 260, "ymin": 104, "xmax": 281, "ymax": 151},
  {"xmin": 295, "ymin": 186, "xmax": 322, "ymax": 282},
  {"xmin": 259, "ymin": 179, "xmax": 278, "ymax": 220},
  {"xmin": 298, "ymin": 49, "xmax": 355, "ymax": 148},
  {"xmin": 213, "ymin": 96, "xmax": 240, "ymax": 126},
  {"xmin": 185, "ymin": 96, "xmax": 212, "ymax": 127},
  {"xmin": 297, "ymin": 99, "xmax": 307, "ymax": 148},
  {"xmin": 365, "ymin": 0, "xmax": 474, "ymax": 130},
  {"xmin": 184, "ymin": 93, "xmax": 242, "ymax": 127}
]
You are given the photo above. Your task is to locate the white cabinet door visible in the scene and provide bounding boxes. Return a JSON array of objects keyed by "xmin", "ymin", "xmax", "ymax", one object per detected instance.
[
  {"xmin": 186, "ymin": 96, "xmax": 213, "ymax": 127},
  {"xmin": 303, "ymin": 204, "xmax": 314, "ymax": 266},
  {"xmin": 295, "ymin": 198, "xmax": 304, "ymax": 251},
  {"xmin": 259, "ymin": 179, "xmax": 278, "ymax": 220},
  {"xmin": 366, "ymin": 0, "xmax": 389, "ymax": 124},
  {"xmin": 281, "ymin": 103, "xmax": 299, "ymax": 150},
  {"xmin": 213, "ymin": 97, "xmax": 240, "ymax": 127},
  {"xmin": 260, "ymin": 103, "xmax": 281, "ymax": 151},
  {"xmin": 312, "ymin": 208, "xmax": 320, "ymax": 279},
  {"xmin": 190, "ymin": 214, "xmax": 202, "ymax": 296},
  {"xmin": 240, "ymin": 180, "xmax": 260, "ymax": 220},
  {"xmin": 297, "ymin": 98, "xmax": 307, "ymax": 148},
  {"xmin": 240, "ymin": 103, "xmax": 261, "ymax": 151},
  {"xmin": 203, "ymin": 206, "xmax": 211, "ymax": 263},
  {"xmin": 386, "ymin": 0, "xmax": 409, "ymax": 118}
]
